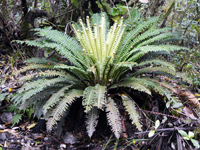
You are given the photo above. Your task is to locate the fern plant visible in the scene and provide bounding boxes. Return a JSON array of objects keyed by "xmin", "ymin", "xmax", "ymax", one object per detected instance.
[{"xmin": 12, "ymin": 13, "xmax": 188, "ymax": 139}]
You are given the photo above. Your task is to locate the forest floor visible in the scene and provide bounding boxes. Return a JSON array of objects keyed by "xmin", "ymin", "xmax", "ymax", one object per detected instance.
[{"xmin": 1, "ymin": 53, "xmax": 200, "ymax": 150}]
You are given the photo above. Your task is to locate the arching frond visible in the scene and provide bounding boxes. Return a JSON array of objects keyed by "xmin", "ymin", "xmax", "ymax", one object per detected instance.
[
  {"xmin": 93, "ymin": 84, "xmax": 107, "ymax": 110},
  {"xmin": 43, "ymin": 85, "xmax": 72, "ymax": 115},
  {"xmin": 106, "ymin": 98, "xmax": 122, "ymax": 139},
  {"xmin": 83, "ymin": 86, "xmax": 96, "ymax": 113},
  {"xmin": 46, "ymin": 90, "xmax": 83, "ymax": 131},
  {"xmin": 133, "ymin": 67, "xmax": 176, "ymax": 77},
  {"xmin": 85, "ymin": 107, "xmax": 99, "ymax": 138},
  {"xmin": 109, "ymin": 78, "xmax": 151, "ymax": 95},
  {"xmin": 121, "ymin": 94, "xmax": 142, "ymax": 131},
  {"xmin": 138, "ymin": 60, "xmax": 175, "ymax": 71}
]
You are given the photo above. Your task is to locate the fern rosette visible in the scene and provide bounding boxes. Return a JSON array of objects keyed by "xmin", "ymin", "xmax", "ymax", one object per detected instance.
[{"xmin": 12, "ymin": 12, "xmax": 188, "ymax": 138}]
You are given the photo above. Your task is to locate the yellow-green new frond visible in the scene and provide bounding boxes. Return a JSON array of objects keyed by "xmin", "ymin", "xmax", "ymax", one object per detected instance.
[{"xmin": 72, "ymin": 15, "xmax": 125, "ymax": 63}]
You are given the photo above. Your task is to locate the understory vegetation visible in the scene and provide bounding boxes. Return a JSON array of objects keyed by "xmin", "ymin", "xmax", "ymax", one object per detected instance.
[{"xmin": 0, "ymin": 0, "xmax": 200, "ymax": 149}]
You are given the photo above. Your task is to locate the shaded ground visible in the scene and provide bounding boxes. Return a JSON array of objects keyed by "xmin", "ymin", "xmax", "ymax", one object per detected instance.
[{"xmin": 1, "ymin": 53, "xmax": 200, "ymax": 150}]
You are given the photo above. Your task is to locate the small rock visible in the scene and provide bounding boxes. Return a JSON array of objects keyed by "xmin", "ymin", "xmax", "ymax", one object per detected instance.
[
  {"xmin": 44, "ymin": 137, "xmax": 48, "ymax": 142},
  {"xmin": 21, "ymin": 139, "xmax": 25, "ymax": 145},
  {"xmin": 12, "ymin": 127, "xmax": 20, "ymax": 130},
  {"xmin": 60, "ymin": 144, "xmax": 66, "ymax": 148},
  {"xmin": 0, "ymin": 124, "xmax": 6, "ymax": 129},
  {"xmin": 0, "ymin": 112, "xmax": 13, "ymax": 123},
  {"xmin": 10, "ymin": 139, "xmax": 15, "ymax": 143},
  {"xmin": 0, "ymin": 132, "xmax": 7, "ymax": 140},
  {"xmin": 63, "ymin": 132, "xmax": 79, "ymax": 144},
  {"xmin": 16, "ymin": 139, "xmax": 21, "ymax": 144}
]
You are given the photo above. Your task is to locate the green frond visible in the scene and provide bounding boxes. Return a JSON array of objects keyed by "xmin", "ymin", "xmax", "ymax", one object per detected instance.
[
  {"xmin": 117, "ymin": 27, "xmax": 170, "ymax": 60},
  {"xmin": 19, "ymin": 70, "xmax": 69, "ymax": 82},
  {"xmin": 12, "ymin": 114, "xmax": 23, "ymax": 126},
  {"xmin": 17, "ymin": 64, "xmax": 54, "ymax": 73},
  {"xmin": 46, "ymin": 90, "xmax": 83, "ymax": 131},
  {"xmin": 33, "ymin": 28, "xmax": 83, "ymax": 54},
  {"xmin": 37, "ymin": 42, "xmax": 85, "ymax": 69},
  {"xmin": 83, "ymin": 86, "xmax": 96, "ymax": 113},
  {"xmin": 133, "ymin": 67, "xmax": 176, "ymax": 77},
  {"xmin": 15, "ymin": 39, "xmax": 44, "ymax": 47},
  {"xmin": 106, "ymin": 98, "xmax": 122, "ymax": 139},
  {"xmin": 16, "ymin": 78, "xmax": 70, "ymax": 105},
  {"xmin": 93, "ymin": 84, "xmax": 107, "ymax": 110},
  {"xmin": 38, "ymin": 70, "xmax": 68, "ymax": 78},
  {"xmin": 18, "ymin": 77, "xmax": 69, "ymax": 93},
  {"xmin": 25, "ymin": 58, "xmax": 57, "ymax": 65},
  {"xmin": 117, "ymin": 17, "xmax": 159, "ymax": 57},
  {"xmin": 115, "ymin": 62, "xmax": 138, "ymax": 71},
  {"xmin": 138, "ymin": 60, "xmax": 175, "ymax": 71},
  {"xmin": 144, "ymin": 79, "xmax": 172, "ymax": 96},
  {"xmin": 11, "ymin": 94, "xmax": 23, "ymax": 105},
  {"xmin": 43, "ymin": 85, "xmax": 72, "ymax": 115},
  {"xmin": 85, "ymin": 107, "xmax": 99, "ymax": 138},
  {"xmin": 54, "ymin": 64, "xmax": 89, "ymax": 79},
  {"xmin": 130, "ymin": 28, "xmax": 170, "ymax": 47},
  {"xmin": 100, "ymin": 56, "xmax": 112, "ymax": 82},
  {"xmin": 126, "ymin": 45, "xmax": 189, "ymax": 62},
  {"xmin": 136, "ymin": 32, "xmax": 177, "ymax": 47},
  {"xmin": 19, "ymin": 84, "xmax": 64, "ymax": 105},
  {"xmin": 147, "ymin": 78, "xmax": 177, "ymax": 93},
  {"xmin": 121, "ymin": 94, "xmax": 142, "ymax": 131},
  {"xmin": 20, "ymin": 87, "xmax": 61, "ymax": 110},
  {"xmin": 109, "ymin": 78, "xmax": 151, "ymax": 95},
  {"xmin": 34, "ymin": 98, "xmax": 48, "ymax": 118},
  {"xmin": 19, "ymin": 33, "xmax": 87, "ymax": 69},
  {"xmin": 19, "ymin": 74, "xmax": 37, "ymax": 82}
]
